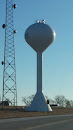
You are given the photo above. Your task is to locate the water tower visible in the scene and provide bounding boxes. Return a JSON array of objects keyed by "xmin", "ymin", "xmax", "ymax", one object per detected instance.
[{"xmin": 25, "ymin": 20, "xmax": 56, "ymax": 112}]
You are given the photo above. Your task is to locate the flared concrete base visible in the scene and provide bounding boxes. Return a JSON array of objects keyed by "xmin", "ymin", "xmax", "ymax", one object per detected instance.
[{"xmin": 25, "ymin": 92, "xmax": 52, "ymax": 112}]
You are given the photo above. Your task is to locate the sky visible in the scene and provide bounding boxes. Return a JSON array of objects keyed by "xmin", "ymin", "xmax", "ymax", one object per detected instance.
[{"xmin": 0, "ymin": 0, "xmax": 73, "ymax": 106}]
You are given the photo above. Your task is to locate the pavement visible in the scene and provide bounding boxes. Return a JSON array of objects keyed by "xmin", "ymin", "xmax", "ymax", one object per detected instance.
[{"xmin": 0, "ymin": 114, "xmax": 73, "ymax": 130}]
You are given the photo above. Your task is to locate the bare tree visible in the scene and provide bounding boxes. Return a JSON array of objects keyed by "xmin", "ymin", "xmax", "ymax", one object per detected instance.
[
  {"xmin": 69, "ymin": 100, "xmax": 73, "ymax": 107},
  {"xmin": 55, "ymin": 95, "xmax": 66, "ymax": 107},
  {"xmin": 22, "ymin": 95, "xmax": 34, "ymax": 106},
  {"xmin": 65, "ymin": 99, "xmax": 71, "ymax": 107}
]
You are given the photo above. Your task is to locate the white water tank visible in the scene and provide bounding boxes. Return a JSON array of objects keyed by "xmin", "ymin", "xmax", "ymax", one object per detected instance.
[{"xmin": 25, "ymin": 22, "xmax": 56, "ymax": 52}]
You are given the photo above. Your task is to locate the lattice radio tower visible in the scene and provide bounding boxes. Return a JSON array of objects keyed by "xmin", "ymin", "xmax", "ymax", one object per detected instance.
[{"xmin": 2, "ymin": 0, "xmax": 17, "ymax": 106}]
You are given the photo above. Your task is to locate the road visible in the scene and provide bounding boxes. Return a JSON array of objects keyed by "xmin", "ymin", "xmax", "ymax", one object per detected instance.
[{"xmin": 0, "ymin": 114, "xmax": 73, "ymax": 130}]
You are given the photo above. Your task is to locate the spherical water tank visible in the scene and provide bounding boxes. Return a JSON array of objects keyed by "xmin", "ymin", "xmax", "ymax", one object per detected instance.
[{"xmin": 25, "ymin": 22, "xmax": 56, "ymax": 52}]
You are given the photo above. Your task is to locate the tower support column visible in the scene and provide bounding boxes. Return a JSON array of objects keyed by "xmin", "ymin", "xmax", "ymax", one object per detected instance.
[
  {"xmin": 37, "ymin": 52, "xmax": 42, "ymax": 92},
  {"xmin": 25, "ymin": 52, "xmax": 52, "ymax": 111}
]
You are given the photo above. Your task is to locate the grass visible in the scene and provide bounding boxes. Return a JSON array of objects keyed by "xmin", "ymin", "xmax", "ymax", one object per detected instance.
[{"xmin": 0, "ymin": 106, "xmax": 73, "ymax": 119}]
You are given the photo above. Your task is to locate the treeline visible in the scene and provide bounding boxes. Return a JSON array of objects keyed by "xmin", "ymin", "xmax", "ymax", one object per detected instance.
[
  {"xmin": 49, "ymin": 95, "xmax": 73, "ymax": 107},
  {"xmin": 22, "ymin": 95, "xmax": 73, "ymax": 107}
]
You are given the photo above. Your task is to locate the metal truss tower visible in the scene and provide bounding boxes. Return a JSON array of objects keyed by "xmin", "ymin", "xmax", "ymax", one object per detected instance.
[{"xmin": 2, "ymin": 0, "xmax": 17, "ymax": 106}]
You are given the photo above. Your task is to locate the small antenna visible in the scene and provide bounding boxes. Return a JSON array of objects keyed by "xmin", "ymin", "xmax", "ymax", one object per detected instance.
[
  {"xmin": 35, "ymin": 19, "xmax": 46, "ymax": 24},
  {"xmin": 42, "ymin": 19, "xmax": 45, "ymax": 23}
]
